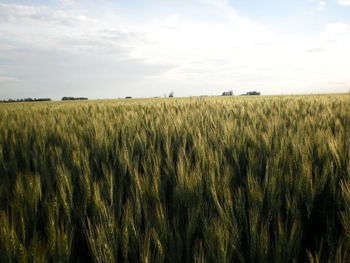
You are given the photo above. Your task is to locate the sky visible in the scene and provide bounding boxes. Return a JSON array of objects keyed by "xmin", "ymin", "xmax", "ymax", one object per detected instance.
[{"xmin": 0, "ymin": 0, "xmax": 350, "ymax": 99}]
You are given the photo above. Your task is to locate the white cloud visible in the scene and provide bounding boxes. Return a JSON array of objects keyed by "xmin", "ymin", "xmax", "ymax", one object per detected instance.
[
  {"xmin": 198, "ymin": 0, "xmax": 243, "ymax": 22},
  {"xmin": 60, "ymin": 0, "xmax": 76, "ymax": 7},
  {"xmin": 338, "ymin": 0, "xmax": 350, "ymax": 6},
  {"xmin": 317, "ymin": 1, "xmax": 326, "ymax": 10},
  {"xmin": 0, "ymin": 75, "xmax": 18, "ymax": 82},
  {"xmin": 49, "ymin": 10, "xmax": 95, "ymax": 26},
  {"xmin": 132, "ymin": 16, "xmax": 350, "ymax": 94},
  {"xmin": 199, "ymin": 0, "xmax": 230, "ymax": 7},
  {"xmin": 0, "ymin": 43, "xmax": 16, "ymax": 50},
  {"xmin": 325, "ymin": 22, "xmax": 350, "ymax": 34},
  {"xmin": 0, "ymin": 3, "xmax": 95, "ymax": 26},
  {"xmin": 0, "ymin": 2, "xmax": 350, "ymax": 98},
  {"xmin": 0, "ymin": 3, "xmax": 47, "ymax": 22}
]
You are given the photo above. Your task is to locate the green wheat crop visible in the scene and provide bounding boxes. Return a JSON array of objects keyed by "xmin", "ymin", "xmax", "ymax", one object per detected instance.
[{"xmin": 0, "ymin": 94, "xmax": 349, "ymax": 262}]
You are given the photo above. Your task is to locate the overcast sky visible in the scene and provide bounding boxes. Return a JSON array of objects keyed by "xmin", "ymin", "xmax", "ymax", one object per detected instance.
[{"xmin": 0, "ymin": 0, "xmax": 350, "ymax": 99}]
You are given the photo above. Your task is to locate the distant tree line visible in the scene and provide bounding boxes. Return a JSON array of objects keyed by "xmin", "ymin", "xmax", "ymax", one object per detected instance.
[
  {"xmin": 0, "ymin": 98, "xmax": 52, "ymax": 103},
  {"xmin": 0, "ymin": 97, "xmax": 90, "ymax": 103},
  {"xmin": 61, "ymin": 97, "xmax": 88, "ymax": 101}
]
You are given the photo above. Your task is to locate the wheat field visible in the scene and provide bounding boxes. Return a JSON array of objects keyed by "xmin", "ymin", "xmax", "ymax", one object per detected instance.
[{"xmin": 0, "ymin": 95, "xmax": 349, "ymax": 262}]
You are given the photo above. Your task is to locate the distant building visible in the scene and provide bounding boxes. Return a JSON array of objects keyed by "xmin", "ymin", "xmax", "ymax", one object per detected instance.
[
  {"xmin": 222, "ymin": 91, "xmax": 233, "ymax": 96},
  {"xmin": 246, "ymin": 91, "xmax": 261, "ymax": 95},
  {"xmin": 125, "ymin": 96, "xmax": 132, "ymax": 99},
  {"xmin": 240, "ymin": 91, "xmax": 261, "ymax": 96}
]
